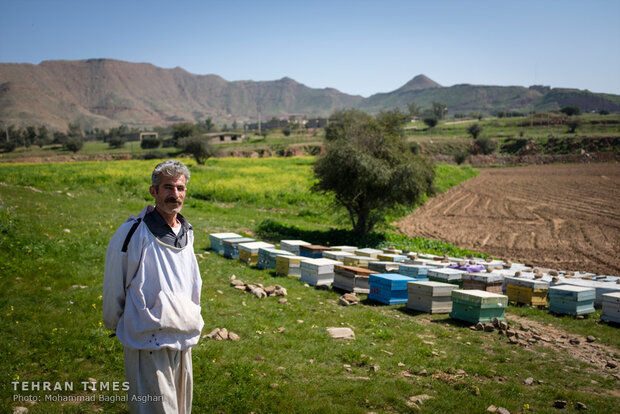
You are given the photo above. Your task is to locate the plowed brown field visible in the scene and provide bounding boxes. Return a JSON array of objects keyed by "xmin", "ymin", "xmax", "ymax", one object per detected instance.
[{"xmin": 396, "ymin": 163, "xmax": 620, "ymax": 276}]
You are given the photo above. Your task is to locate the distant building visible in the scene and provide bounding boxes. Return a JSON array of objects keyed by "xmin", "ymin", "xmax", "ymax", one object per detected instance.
[
  {"xmin": 205, "ymin": 132, "xmax": 246, "ymax": 144},
  {"xmin": 125, "ymin": 131, "xmax": 158, "ymax": 142}
]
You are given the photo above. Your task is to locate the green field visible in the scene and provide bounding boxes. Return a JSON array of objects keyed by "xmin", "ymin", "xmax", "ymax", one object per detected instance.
[{"xmin": 1, "ymin": 157, "xmax": 619, "ymax": 413}]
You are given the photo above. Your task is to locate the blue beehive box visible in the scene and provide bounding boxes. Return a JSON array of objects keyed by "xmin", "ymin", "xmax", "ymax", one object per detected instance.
[
  {"xmin": 369, "ymin": 273, "xmax": 417, "ymax": 305},
  {"xmin": 548, "ymin": 285, "xmax": 595, "ymax": 316},
  {"xmin": 209, "ymin": 232, "xmax": 242, "ymax": 255},
  {"xmin": 398, "ymin": 264, "xmax": 431, "ymax": 281},
  {"xmin": 222, "ymin": 237, "xmax": 256, "ymax": 259}
]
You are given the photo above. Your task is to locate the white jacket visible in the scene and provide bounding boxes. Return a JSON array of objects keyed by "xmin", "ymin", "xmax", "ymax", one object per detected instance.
[{"xmin": 103, "ymin": 206, "xmax": 204, "ymax": 350}]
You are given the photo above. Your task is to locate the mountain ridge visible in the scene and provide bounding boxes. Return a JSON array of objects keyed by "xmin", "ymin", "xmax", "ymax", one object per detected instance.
[{"xmin": 0, "ymin": 59, "xmax": 618, "ymax": 130}]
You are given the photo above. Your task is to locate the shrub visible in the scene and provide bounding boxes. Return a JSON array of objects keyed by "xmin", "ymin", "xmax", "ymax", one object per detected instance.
[
  {"xmin": 467, "ymin": 123, "xmax": 483, "ymax": 139},
  {"xmin": 139, "ymin": 150, "xmax": 167, "ymax": 160},
  {"xmin": 560, "ymin": 106, "xmax": 581, "ymax": 116},
  {"xmin": 454, "ymin": 151, "xmax": 469, "ymax": 165},
  {"xmin": 423, "ymin": 117, "xmax": 438, "ymax": 128},
  {"xmin": 108, "ymin": 136, "xmax": 126, "ymax": 149},
  {"xmin": 141, "ymin": 136, "xmax": 162, "ymax": 149},
  {"xmin": 472, "ymin": 137, "xmax": 497, "ymax": 155},
  {"xmin": 65, "ymin": 138, "xmax": 83, "ymax": 153},
  {"xmin": 566, "ymin": 119, "xmax": 581, "ymax": 133}
]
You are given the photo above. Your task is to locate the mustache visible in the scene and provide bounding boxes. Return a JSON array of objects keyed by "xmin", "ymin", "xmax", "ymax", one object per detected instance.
[{"xmin": 165, "ymin": 197, "xmax": 181, "ymax": 203}]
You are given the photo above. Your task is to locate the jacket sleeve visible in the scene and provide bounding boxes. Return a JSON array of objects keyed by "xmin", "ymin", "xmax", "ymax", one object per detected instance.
[{"xmin": 103, "ymin": 222, "xmax": 134, "ymax": 330}]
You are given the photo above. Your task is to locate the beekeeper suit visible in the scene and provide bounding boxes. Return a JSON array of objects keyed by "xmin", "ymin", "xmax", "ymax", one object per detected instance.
[{"xmin": 103, "ymin": 160, "xmax": 203, "ymax": 414}]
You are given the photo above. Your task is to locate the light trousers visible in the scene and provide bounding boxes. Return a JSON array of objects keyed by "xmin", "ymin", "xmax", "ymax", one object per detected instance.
[{"xmin": 123, "ymin": 347, "xmax": 193, "ymax": 414}]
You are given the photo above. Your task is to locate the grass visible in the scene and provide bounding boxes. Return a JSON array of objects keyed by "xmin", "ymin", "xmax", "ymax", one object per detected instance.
[{"xmin": 1, "ymin": 157, "xmax": 619, "ymax": 413}]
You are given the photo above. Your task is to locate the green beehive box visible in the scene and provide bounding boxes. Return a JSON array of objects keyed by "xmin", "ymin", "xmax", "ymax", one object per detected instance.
[{"xmin": 450, "ymin": 289, "xmax": 507, "ymax": 323}]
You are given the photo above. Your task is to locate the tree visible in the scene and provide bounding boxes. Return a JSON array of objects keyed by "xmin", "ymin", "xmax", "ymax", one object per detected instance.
[
  {"xmin": 313, "ymin": 109, "xmax": 435, "ymax": 235},
  {"xmin": 566, "ymin": 118, "xmax": 581, "ymax": 133},
  {"xmin": 203, "ymin": 117, "xmax": 215, "ymax": 132},
  {"xmin": 36, "ymin": 125, "xmax": 50, "ymax": 147},
  {"xmin": 467, "ymin": 123, "xmax": 483, "ymax": 139},
  {"xmin": 560, "ymin": 106, "xmax": 580, "ymax": 116},
  {"xmin": 65, "ymin": 123, "xmax": 83, "ymax": 152},
  {"xmin": 181, "ymin": 136, "xmax": 216, "ymax": 165},
  {"xmin": 407, "ymin": 102, "xmax": 420, "ymax": 118},
  {"xmin": 432, "ymin": 102, "xmax": 448, "ymax": 120},
  {"xmin": 423, "ymin": 117, "xmax": 438, "ymax": 128},
  {"xmin": 171, "ymin": 123, "xmax": 198, "ymax": 146}
]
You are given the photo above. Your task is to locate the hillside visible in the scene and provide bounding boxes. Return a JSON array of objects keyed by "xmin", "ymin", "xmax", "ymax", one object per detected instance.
[
  {"xmin": 0, "ymin": 59, "xmax": 619, "ymax": 130},
  {"xmin": 0, "ymin": 59, "xmax": 363, "ymax": 130}
]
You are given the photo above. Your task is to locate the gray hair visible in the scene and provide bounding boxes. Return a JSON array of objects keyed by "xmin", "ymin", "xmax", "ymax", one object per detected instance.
[{"xmin": 151, "ymin": 160, "xmax": 191, "ymax": 187}]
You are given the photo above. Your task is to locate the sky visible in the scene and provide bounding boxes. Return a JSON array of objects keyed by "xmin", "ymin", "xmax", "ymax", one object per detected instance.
[{"xmin": 1, "ymin": 0, "xmax": 619, "ymax": 97}]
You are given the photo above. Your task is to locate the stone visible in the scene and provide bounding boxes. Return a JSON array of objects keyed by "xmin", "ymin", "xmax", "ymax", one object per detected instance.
[
  {"xmin": 264, "ymin": 286, "xmax": 277, "ymax": 295},
  {"xmin": 487, "ymin": 406, "xmax": 498, "ymax": 413},
  {"xmin": 216, "ymin": 328, "xmax": 229, "ymax": 341},
  {"xmin": 499, "ymin": 321, "xmax": 509, "ymax": 331},
  {"xmin": 204, "ymin": 328, "xmax": 220, "ymax": 339},
  {"xmin": 484, "ymin": 324, "xmax": 495, "ymax": 332},
  {"xmin": 475, "ymin": 322, "xmax": 484, "ymax": 331},
  {"xmin": 326, "ymin": 327, "xmax": 355, "ymax": 340},
  {"xmin": 343, "ymin": 293, "xmax": 360, "ymax": 303},
  {"xmin": 234, "ymin": 285, "xmax": 246, "ymax": 291},
  {"xmin": 398, "ymin": 362, "xmax": 406, "ymax": 367},
  {"xmin": 586, "ymin": 336, "xmax": 596, "ymax": 343},
  {"xmin": 418, "ymin": 369, "xmax": 428, "ymax": 376},
  {"xmin": 370, "ymin": 365, "xmax": 380, "ymax": 372},
  {"xmin": 497, "ymin": 408, "xmax": 511, "ymax": 414},
  {"xmin": 492, "ymin": 318, "xmax": 500, "ymax": 327},
  {"xmin": 252, "ymin": 288, "xmax": 267, "ymax": 299},
  {"xmin": 549, "ymin": 269, "xmax": 559, "ymax": 276},
  {"xmin": 553, "ymin": 400, "xmax": 567, "ymax": 409},
  {"xmin": 508, "ymin": 336, "xmax": 519, "ymax": 344},
  {"xmin": 569, "ymin": 337, "xmax": 581, "ymax": 345},
  {"xmin": 606, "ymin": 361, "xmax": 618, "ymax": 369},
  {"xmin": 407, "ymin": 394, "xmax": 433, "ymax": 408},
  {"xmin": 278, "ymin": 298, "xmax": 287, "ymax": 304},
  {"xmin": 524, "ymin": 377, "xmax": 534, "ymax": 385},
  {"xmin": 228, "ymin": 332, "xmax": 240, "ymax": 341},
  {"xmin": 575, "ymin": 402, "xmax": 587, "ymax": 410},
  {"xmin": 275, "ymin": 287, "xmax": 287, "ymax": 296},
  {"xmin": 13, "ymin": 408, "xmax": 29, "ymax": 414}
]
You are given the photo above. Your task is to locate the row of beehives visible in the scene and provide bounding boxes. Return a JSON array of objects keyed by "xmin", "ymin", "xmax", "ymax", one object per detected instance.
[{"xmin": 208, "ymin": 233, "xmax": 620, "ymax": 324}]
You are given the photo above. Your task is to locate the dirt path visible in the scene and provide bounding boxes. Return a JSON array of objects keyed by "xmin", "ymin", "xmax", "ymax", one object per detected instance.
[{"xmin": 396, "ymin": 163, "xmax": 620, "ymax": 276}]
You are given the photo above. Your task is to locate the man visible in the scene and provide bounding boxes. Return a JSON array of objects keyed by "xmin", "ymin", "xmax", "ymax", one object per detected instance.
[{"xmin": 103, "ymin": 160, "xmax": 204, "ymax": 413}]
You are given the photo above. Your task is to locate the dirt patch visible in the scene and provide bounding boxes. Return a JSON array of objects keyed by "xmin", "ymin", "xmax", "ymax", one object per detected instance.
[
  {"xmin": 396, "ymin": 163, "xmax": 620, "ymax": 276},
  {"xmin": 505, "ymin": 313, "xmax": 620, "ymax": 372}
]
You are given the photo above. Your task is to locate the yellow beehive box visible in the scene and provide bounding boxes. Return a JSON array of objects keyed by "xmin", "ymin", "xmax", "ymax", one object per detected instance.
[
  {"xmin": 506, "ymin": 284, "xmax": 548, "ymax": 306},
  {"xmin": 275, "ymin": 255, "xmax": 305, "ymax": 277}
]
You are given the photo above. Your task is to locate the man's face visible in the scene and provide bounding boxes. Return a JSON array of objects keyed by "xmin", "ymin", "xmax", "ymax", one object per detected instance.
[{"xmin": 149, "ymin": 174, "xmax": 187, "ymax": 217}]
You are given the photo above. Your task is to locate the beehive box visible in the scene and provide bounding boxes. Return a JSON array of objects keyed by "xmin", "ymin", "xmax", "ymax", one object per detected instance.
[
  {"xmin": 222, "ymin": 237, "xmax": 255, "ymax": 259},
  {"xmin": 450, "ymin": 289, "xmax": 508, "ymax": 323},
  {"xmin": 398, "ymin": 264, "xmax": 431, "ymax": 280},
  {"xmin": 505, "ymin": 277, "xmax": 549, "ymax": 306},
  {"xmin": 377, "ymin": 253, "xmax": 407, "ymax": 262},
  {"xmin": 548, "ymin": 285, "xmax": 595, "ymax": 316},
  {"xmin": 209, "ymin": 232, "xmax": 242, "ymax": 255},
  {"xmin": 257, "ymin": 248, "xmax": 294, "ymax": 270},
  {"xmin": 407, "ymin": 281, "xmax": 458, "ymax": 313},
  {"xmin": 369, "ymin": 273, "xmax": 416, "ymax": 305},
  {"xmin": 343, "ymin": 255, "xmax": 374, "ymax": 268},
  {"xmin": 355, "ymin": 248, "xmax": 383, "ymax": 258},
  {"xmin": 280, "ymin": 240, "xmax": 311, "ymax": 255},
  {"xmin": 275, "ymin": 255, "xmax": 307, "ymax": 278},
  {"xmin": 330, "ymin": 245, "xmax": 358, "ymax": 253},
  {"xmin": 300, "ymin": 258, "xmax": 343, "ymax": 286},
  {"xmin": 462, "ymin": 272, "xmax": 504, "ymax": 294},
  {"xmin": 368, "ymin": 261, "xmax": 400, "ymax": 273},
  {"xmin": 333, "ymin": 265, "xmax": 377, "ymax": 293},
  {"xmin": 427, "ymin": 268, "xmax": 466, "ymax": 288},
  {"xmin": 238, "ymin": 241, "xmax": 275, "ymax": 265},
  {"xmin": 322, "ymin": 250, "xmax": 355, "ymax": 261},
  {"xmin": 382, "ymin": 247, "xmax": 403, "ymax": 253},
  {"xmin": 601, "ymin": 292, "xmax": 620, "ymax": 323},
  {"xmin": 411, "ymin": 258, "xmax": 450, "ymax": 268},
  {"xmin": 299, "ymin": 244, "xmax": 330, "ymax": 259}
]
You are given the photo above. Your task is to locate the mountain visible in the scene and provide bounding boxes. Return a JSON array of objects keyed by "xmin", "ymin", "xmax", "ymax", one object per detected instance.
[
  {"xmin": 0, "ymin": 59, "xmax": 363, "ymax": 130},
  {"xmin": 0, "ymin": 59, "xmax": 618, "ymax": 130}
]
